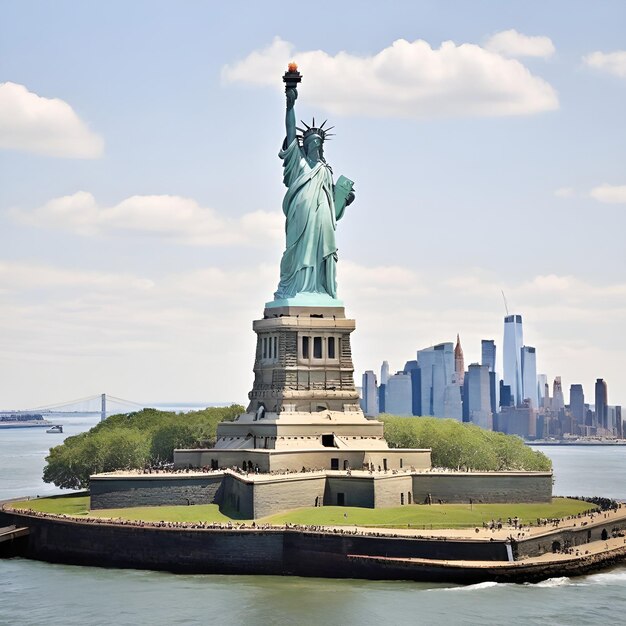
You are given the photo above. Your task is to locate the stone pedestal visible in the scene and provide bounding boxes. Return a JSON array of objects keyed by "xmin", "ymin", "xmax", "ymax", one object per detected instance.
[
  {"xmin": 249, "ymin": 304, "xmax": 359, "ymax": 415},
  {"xmin": 213, "ymin": 304, "xmax": 385, "ymax": 452}
]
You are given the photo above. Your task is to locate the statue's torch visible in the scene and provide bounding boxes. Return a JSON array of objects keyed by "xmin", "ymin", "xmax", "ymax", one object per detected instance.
[{"xmin": 283, "ymin": 62, "xmax": 302, "ymax": 92}]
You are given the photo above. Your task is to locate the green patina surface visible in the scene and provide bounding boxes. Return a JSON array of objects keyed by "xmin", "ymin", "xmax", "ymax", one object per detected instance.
[
  {"xmin": 265, "ymin": 293, "xmax": 344, "ymax": 309},
  {"xmin": 9, "ymin": 495, "xmax": 593, "ymax": 528},
  {"xmin": 271, "ymin": 74, "xmax": 354, "ymax": 304}
]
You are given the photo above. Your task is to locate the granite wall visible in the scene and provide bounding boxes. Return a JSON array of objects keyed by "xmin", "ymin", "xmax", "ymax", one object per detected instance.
[
  {"xmin": 374, "ymin": 475, "xmax": 414, "ymax": 508},
  {"xmin": 251, "ymin": 475, "xmax": 326, "ymax": 518},
  {"xmin": 411, "ymin": 472, "xmax": 553, "ymax": 504},
  {"xmin": 0, "ymin": 509, "xmax": 511, "ymax": 582},
  {"xmin": 221, "ymin": 474, "xmax": 254, "ymax": 518},
  {"xmin": 515, "ymin": 513, "xmax": 626, "ymax": 559},
  {"xmin": 90, "ymin": 475, "xmax": 224, "ymax": 510},
  {"xmin": 89, "ymin": 470, "xmax": 552, "ymax": 515},
  {"xmin": 324, "ymin": 476, "xmax": 375, "ymax": 508}
]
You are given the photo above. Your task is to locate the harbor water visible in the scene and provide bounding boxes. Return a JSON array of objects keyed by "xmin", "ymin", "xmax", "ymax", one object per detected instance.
[{"xmin": 2, "ymin": 415, "xmax": 626, "ymax": 625}]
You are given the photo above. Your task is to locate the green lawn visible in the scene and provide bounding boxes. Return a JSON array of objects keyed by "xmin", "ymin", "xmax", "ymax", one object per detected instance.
[
  {"xmin": 8, "ymin": 496, "xmax": 233, "ymax": 523},
  {"xmin": 90, "ymin": 503, "xmax": 235, "ymax": 523},
  {"xmin": 9, "ymin": 493, "xmax": 90, "ymax": 516},
  {"xmin": 261, "ymin": 498, "xmax": 593, "ymax": 528},
  {"xmin": 9, "ymin": 495, "xmax": 593, "ymax": 528}
]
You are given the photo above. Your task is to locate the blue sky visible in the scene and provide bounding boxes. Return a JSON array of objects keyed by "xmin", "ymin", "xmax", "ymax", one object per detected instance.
[{"xmin": 1, "ymin": 1, "xmax": 625, "ymax": 408}]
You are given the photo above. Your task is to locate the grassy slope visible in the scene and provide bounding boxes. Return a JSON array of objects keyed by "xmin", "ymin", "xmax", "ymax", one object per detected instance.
[
  {"xmin": 10, "ymin": 493, "xmax": 90, "ymax": 516},
  {"xmin": 9, "ymin": 495, "xmax": 593, "ymax": 528},
  {"xmin": 261, "ymin": 498, "xmax": 592, "ymax": 527}
]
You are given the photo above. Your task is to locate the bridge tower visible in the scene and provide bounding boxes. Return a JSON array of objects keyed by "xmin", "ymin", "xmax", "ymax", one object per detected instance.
[{"xmin": 100, "ymin": 393, "xmax": 106, "ymax": 422}]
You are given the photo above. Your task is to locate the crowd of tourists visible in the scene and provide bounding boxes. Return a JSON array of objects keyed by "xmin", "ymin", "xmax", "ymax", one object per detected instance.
[
  {"xmin": 2, "ymin": 506, "xmax": 441, "ymax": 538},
  {"xmin": 3, "ymin": 502, "xmax": 623, "ymax": 544},
  {"xmin": 106, "ymin": 463, "xmax": 554, "ymax": 478},
  {"xmin": 116, "ymin": 464, "xmax": 424, "ymax": 477}
]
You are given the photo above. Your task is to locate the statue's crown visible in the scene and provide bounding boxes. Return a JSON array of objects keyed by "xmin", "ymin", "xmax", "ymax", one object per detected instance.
[{"xmin": 297, "ymin": 118, "xmax": 335, "ymax": 144}]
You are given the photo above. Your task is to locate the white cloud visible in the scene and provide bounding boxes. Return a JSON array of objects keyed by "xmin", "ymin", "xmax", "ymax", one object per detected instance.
[
  {"xmin": 0, "ymin": 82, "xmax": 103, "ymax": 158},
  {"xmin": 340, "ymin": 260, "xmax": 428, "ymax": 300},
  {"xmin": 0, "ymin": 260, "xmax": 154, "ymax": 292},
  {"xmin": 9, "ymin": 191, "xmax": 283, "ymax": 246},
  {"xmin": 583, "ymin": 50, "xmax": 626, "ymax": 77},
  {"xmin": 554, "ymin": 187, "xmax": 575, "ymax": 198},
  {"xmin": 222, "ymin": 36, "xmax": 558, "ymax": 119},
  {"xmin": 446, "ymin": 270, "xmax": 626, "ymax": 305},
  {"xmin": 590, "ymin": 184, "xmax": 626, "ymax": 204},
  {"xmin": 485, "ymin": 29, "xmax": 555, "ymax": 58}
]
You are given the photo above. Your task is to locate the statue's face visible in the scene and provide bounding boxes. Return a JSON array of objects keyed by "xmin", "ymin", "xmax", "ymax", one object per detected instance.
[{"xmin": 305, "ymin": 135, "xmax": 323, "ymax": 160}]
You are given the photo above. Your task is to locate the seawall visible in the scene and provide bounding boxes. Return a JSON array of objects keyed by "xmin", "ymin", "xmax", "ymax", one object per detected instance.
[{"xmin": 2, "ymin": 507, "xmax": 626, "ymax": 584}]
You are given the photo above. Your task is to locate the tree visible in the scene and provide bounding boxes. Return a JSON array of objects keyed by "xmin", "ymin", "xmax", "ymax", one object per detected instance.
[
  {"xmin": 43, "ymin": 405, "xmax": 244, "ymax": 489},
  {"xmin": 150, "ymin": 423, "xmax": 196, "ymax": 463},
  {"xmin": 382, "ymin": 415, "xmax": 551, "ymax": 472}
]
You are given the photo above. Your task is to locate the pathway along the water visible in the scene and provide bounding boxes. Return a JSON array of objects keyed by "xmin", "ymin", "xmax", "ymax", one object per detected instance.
[{"xmin": 3, "ymin": 500, "xmax": 626, "ymax": 583}]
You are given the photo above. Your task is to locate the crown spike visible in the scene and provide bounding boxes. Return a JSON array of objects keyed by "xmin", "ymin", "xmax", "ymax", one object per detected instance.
[
  {"xmin": 300, "ymin": 120, "xmax": 311, "ymax": 130},
  {"xmin": 319, "ymin": 119, "xmax": 328, "ymax": 129},
  {"xmin": 312, "ymin": 116, "xmax": 315, "ymax": 127}
]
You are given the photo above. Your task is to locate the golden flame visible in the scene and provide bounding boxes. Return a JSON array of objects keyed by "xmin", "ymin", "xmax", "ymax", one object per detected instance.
[{"xmin": 287, "ymin": 62, "xmax": 298, "ymax": 73}]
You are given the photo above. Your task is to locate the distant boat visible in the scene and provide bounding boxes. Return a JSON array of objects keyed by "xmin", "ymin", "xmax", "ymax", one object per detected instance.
[{"xmin": 46, "ymin": 425, "xmax": 63, "ymax": 434}]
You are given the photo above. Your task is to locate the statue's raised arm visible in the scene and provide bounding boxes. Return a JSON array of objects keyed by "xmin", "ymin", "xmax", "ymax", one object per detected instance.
[
  {"xmin": 272, "ymin": 63, "xmax": 355, "ymax": 306},
  {"xmin": 285, "ymin": 88, "xmax": 297, "ymax": 147},
  {"xmin": 283, "ymin": 62, "xmax": 301, "ymax": 148}
]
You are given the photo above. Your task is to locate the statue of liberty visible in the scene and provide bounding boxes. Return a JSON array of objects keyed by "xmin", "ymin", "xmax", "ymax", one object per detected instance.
[{"xmin": 272, "ymin": 64, "xmax": 355, "ymax": 304}]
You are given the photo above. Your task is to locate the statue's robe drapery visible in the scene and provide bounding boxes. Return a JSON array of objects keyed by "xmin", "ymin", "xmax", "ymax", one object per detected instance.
[{"xmin": 274, "ymin": 138, "xmax": 347, "ymax": 300}]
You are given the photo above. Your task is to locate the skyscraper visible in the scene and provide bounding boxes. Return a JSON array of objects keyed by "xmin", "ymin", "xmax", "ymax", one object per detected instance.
[
  {"xmin": 552, "ymin": 377, "xmax": 565, "ymax": 412},
  {"xmin": 607, "ymin": 405, "xmax": 619, "ymax": 434},
  {"xmin": 463, "ymin": 363, "xmax": 493, "ymax": 430},
  {"xmin": 595, "ymin": 378, "xmax": 608, "ymax": 430},
  {"xmin": 385, "ymin": 371, "xmax": 412, "ymax": 416},
  {"xmin": 503, "ymin": 314, "xmax": 523, "ymax": 406},
  {"xmin": 361, "ymin": 370, "xmax": 379, "ymax": 418},
  {"xmin": 481, "ymin": 340, "xmax": 498, "ymax": 414},
  {"xmin": 378, "ymin": 360, "xmax": 389, "ymax": 413},
  {"xmin": 570, "ymin": 384, "xmax": 585, "ymax": 424},
  {"xmin": 499, "ymin": 380, "xmax": 512, "ymax": 408},
  {"xmin": 415, "ymin": 345, "xmax": 439, "ymax": 416},
  {"xmin": 380, "ymin": 361, "xmax": 389, "ymax": 385},
  {"xmin": 454, "ymin": 334, "xmax": 465, "ymax": 385},
  {"xmin": 488, "ymin": 371, "xmax": 497, "ymax": 416},
  {"xmin": 416, "ymin": 342, "xmax": 461, "ymax": 419},
  {"xmin": 537, "ymin": 374, "xmax": 548, "ymax": 408},
  {"xmin": 481, "ymin": 340, "xmax": 496, "ymax": 372},
  {"xmin": 521, "ymin": 346, "xmax": 538, "ymax": 408},
  {"xmin": 403, "ymin": 360, "xmax": 421, "ymax": 416}
]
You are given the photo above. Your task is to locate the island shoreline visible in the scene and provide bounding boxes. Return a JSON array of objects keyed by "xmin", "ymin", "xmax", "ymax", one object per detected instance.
[{"xmin": 3, "ymin": 500, "xmax": 626, "ymax": 584}]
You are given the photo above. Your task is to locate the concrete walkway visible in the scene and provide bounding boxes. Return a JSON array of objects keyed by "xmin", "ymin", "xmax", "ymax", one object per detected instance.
[{"xmin": 326, "ymin": 505, "xmax": 626, "ymax": 542}]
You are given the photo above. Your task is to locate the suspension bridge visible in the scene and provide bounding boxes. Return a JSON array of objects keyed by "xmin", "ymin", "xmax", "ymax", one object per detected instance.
[{"xmin": 19, "ymin": 394, "xmax": 148, "ymax": 421}]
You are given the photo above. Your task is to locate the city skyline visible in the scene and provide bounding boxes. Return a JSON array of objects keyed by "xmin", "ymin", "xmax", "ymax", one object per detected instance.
[
  {"xmin": 1, "ymin": 2, "xmax": 625, "ymax": 408},
  {"xmin": 362, "ymin": 309, "xmax": 619, "ymax": 427}
]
